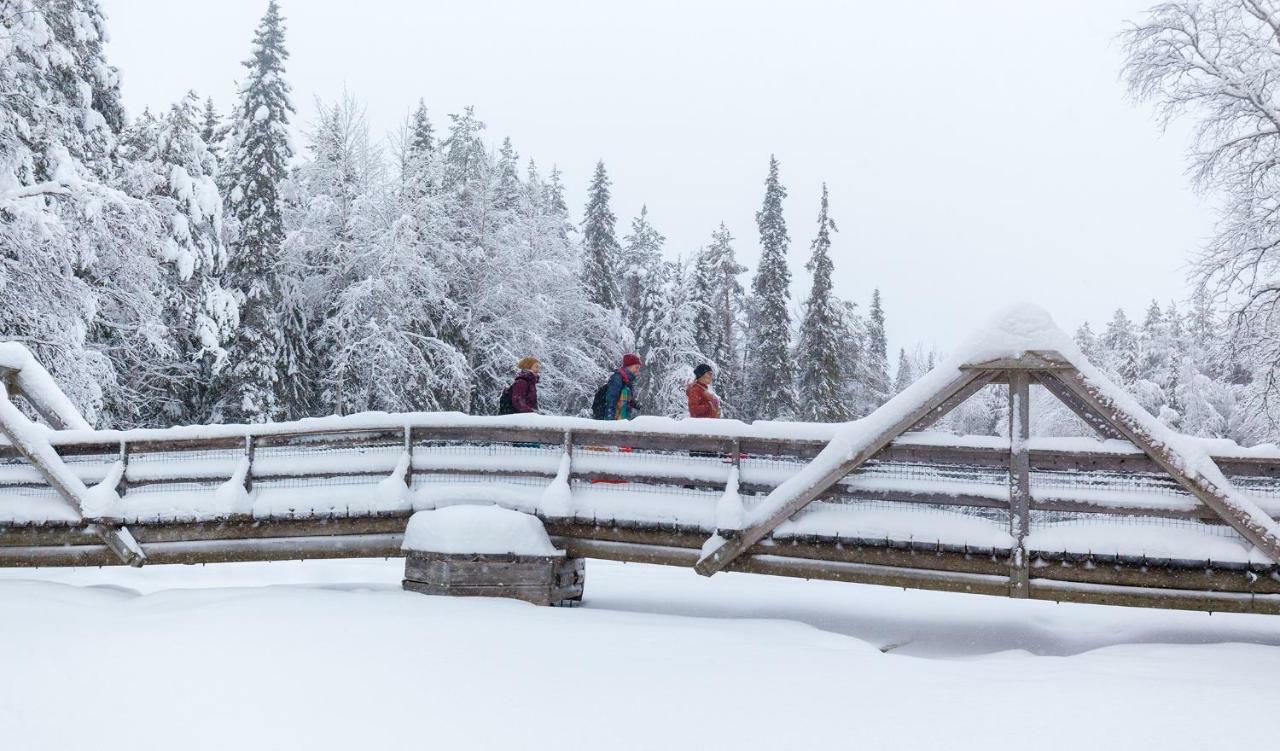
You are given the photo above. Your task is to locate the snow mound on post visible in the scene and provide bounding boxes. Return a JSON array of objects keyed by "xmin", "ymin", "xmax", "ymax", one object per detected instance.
[{"xmin": 401, "ymin": 506, "xmax": 563, "ymax": 557}]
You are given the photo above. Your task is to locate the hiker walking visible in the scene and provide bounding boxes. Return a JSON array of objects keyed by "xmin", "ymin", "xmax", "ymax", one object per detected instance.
[
  {"xmin": 602, "ymin": 353, "xmax": 642, "ymax": 420},
  {"xmin": 499, "ymin": 357, "xmax": 540, "ymax": 415},
  {"xmin": 686, "ymin": 363, "xmax": 720, "ymax": 418}
]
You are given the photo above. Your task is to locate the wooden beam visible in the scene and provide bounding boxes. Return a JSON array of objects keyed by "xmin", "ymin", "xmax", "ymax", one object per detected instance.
[
  {"xmin": 960, "ymin": 350, "xmax": 1072, "ymax": 371},
  {"xmin": 1008, "ymin": 371, "xmax": 1030, "ymax": 598},
  {"xmin": 1032, "ymin": 371, "xmax": 1127, "ymax": 441},
  {"xmin": 694, "ymin": 368, "xmax": 988, "ymax": 576},
  {"xmin": 1054, "ymin": 368, "xmax": 1280, "ymax": 563}
]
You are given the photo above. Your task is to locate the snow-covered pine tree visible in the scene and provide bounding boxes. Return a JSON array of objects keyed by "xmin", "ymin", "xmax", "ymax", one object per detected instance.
[
  {"xmin": 199, "ymin": 96, "xmax": 229, "ymax": 169},
  {"xmin": 581, "ymin": 160, "xmax": 621, "ymax": 310},
  {"xmin": 521, "ymin": 161, "xmax": 627, "ymax": 415},
  {"xmin": 857, "ymin": 288, "xmax": 891, "ymax": 415},
  {"xmin": 544, "ymin": 166, "xmax": 572, "ymax": 241},
  {"xmin": 622, "ymin": 206, "xmax": 665, "ymax": 335},
  {"xmin": 744, "ymin": 155, "xmax": 797, "ymax": 421},
  {"xmin": 409, "ymin": 99, "xmax": 435, "ymax": 156},
  {"xmin": 1101, "ymin": 308, "xmax": 1140, "ymax": 385},
  {"xmin": 217, "ymin": 0, "xmax": 295, "ymax": 422},
  {"xmin": 656, "ymin": 259, "xmax": 708, "ymax": 415},
  {"xmin": 284, "ymin": 93, "xmax": 388, "ymax": 415},
  {"xmin": 796, "ymin": 183, "xmax": 849, "ymax": 422},
  {"xmin": 115, "ymin": 92, "xmax": 237, "ymax": 426},
  {"xmin": 894, "ymin": 348, "xmax": 914, "ymax": 394},
  {"xmin": 692, "ymin": 223, "xmax": 748, "ymax": 414},
  {"xmin": 1074, "ymin": 321, "xmax": 1102, "ymax": 364}
]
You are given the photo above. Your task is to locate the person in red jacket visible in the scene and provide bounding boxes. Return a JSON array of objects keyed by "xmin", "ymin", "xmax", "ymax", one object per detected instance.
[
  {"xmin": 510, "ymin": 357, "xmax": 540, "ymax": 413},
  {"xmin": 686, "ymin": 363, "xmax": 721, "ymax": 418}
]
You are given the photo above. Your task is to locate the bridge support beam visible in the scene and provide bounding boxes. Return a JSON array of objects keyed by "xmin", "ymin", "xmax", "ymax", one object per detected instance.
[{"xmin": 1008, "ymin": 372, "xmax": 1030, "ymax": 598}]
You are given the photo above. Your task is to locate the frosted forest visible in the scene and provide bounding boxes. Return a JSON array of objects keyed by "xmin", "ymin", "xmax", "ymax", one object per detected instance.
[{"xmin": 0, "ymin": 0, "xmax": 1273, "ymax": 442}]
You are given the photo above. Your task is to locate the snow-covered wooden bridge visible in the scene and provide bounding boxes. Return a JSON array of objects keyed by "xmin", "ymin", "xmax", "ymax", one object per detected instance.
[{"xmin": 4, "ymin": 305, "xmax": 1280, "ymax": 615}]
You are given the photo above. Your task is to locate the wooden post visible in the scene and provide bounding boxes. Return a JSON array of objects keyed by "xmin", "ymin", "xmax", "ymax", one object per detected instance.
[
  {"xmin": 243, "ymin": 435, "xmax": 255, "ymax": 493},
  {"xmin": 116, "ymin": 441, "xmax": 129, "ymax": 498},
  {"xmin": 1008, "ymin": 371, "xmax": 1031, "ymax": 598},
  {"xmin": 403, "ymin": 426, "xmax": 414, "ymax": 487},
  {"xmin": 730, "ymin": 438, "xmax": 741, "ymax": 470},
  {"xmin": 563, "ymin": 430, "xmax": 574, "ymax": 463}
]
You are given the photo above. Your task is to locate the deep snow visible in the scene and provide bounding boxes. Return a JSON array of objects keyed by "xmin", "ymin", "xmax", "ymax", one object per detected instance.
[{"xmin": 1, "ymin": 558, "xmax": 1278, "ymax": 750}]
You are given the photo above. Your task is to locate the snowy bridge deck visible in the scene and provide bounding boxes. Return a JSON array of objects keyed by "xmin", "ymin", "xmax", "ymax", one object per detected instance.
[{"xmin": 4, "ymin": 305, "xmax": 1280, "ymax": 615}]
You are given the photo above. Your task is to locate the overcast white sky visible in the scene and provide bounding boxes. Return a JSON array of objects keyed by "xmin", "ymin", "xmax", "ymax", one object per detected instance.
[{"xmin": 100, "ymin": 0, "xmax": 1210, "ymax": 357}]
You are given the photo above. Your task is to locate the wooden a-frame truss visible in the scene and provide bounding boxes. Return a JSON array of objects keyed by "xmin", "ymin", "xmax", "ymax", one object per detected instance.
[{"xmin": 695, "ymin": 349, "xmax": 1280, "ymax": 587}]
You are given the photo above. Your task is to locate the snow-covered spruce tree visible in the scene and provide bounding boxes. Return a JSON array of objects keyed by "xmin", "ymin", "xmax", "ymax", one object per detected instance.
[
  {"xmin": 642, "ymin": 259, "xmax": 707, "ymax": 416},
  {"xmin": 622, "ymin": 206, "xmax": 665, "ymax": 336},
  {"xmin": 520, "ymin": 162, "xmax": 627, "ymax": 414},
  {"xmin": 0, "ymin": 0, "xmax": 166, "ymax": 424},
  {"xmin": 1101, "ymin": 308, "xmax": 1140, "ymax": 385},
  {"xmin": 692, "ymin": 222, "xmax": 747, "ymax": 414},
  {"xmin": 1073, "ymin": 321, "xmax": 1102, "ymax": 365},
  {"xmin": 283, "ymin": 94, "xmax": 390, "ymax": 415},
  {"xmin": 217, "ymin": 0, "xmax": 295, "ymax": 423},
  {"xmin": 114, "ymin": 92, "xmax": 237, "ymax": 426},
  {"xmin": 199, "ymin": 96, "xmax": 230, "ymax": 169},
  {"xmin": 408, "ymin": 99, "xmax": 434, "ymax": 159},
  {"xmin": 581, "ymin": 160, "xmax": 621, "ymax": 311},
  {"xmin": 857, "ymin": 289, "xmax": 891, "ymax": 415},
  {"xmin": 796, "ymin": 184, "xmax": 850, "ymax": 422},
  {"xmin": 893, "ymin": 348, "xmax": 914, "ymax": 394},
  {"xmin": 744, "ymin": 156, "xmax": 797, "ymax": 421}
]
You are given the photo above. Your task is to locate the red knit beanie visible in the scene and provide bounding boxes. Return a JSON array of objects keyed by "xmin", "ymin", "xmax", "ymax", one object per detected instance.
[{"xmin": 621, "ymin": 352, "xmax": 642, "ymax": 367}]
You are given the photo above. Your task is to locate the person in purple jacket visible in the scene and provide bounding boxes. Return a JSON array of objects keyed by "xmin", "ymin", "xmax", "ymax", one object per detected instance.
[{"xmin": 510, "ymin": 357, "xmax": 540, "ymax": 413}]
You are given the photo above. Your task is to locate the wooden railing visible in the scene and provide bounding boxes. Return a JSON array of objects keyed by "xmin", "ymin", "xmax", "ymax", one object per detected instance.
[{"xmin": 2, "ymin": 416, "xmax": 1280, "ymax": 614}]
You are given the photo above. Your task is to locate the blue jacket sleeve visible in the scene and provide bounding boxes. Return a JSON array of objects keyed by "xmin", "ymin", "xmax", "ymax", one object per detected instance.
[{"xmin": 603, "ymin": 371, "xmax": 624, "ymax": 420}]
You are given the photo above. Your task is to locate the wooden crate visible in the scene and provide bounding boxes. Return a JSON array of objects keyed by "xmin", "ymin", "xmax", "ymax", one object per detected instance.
[{"xmin": 403, "ymin": 552, "xmax": 584, "ymax": 607}]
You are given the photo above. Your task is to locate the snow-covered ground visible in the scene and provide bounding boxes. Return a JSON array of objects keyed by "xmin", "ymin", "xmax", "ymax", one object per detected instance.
[{"xmin": 2, "ymin": 558, "xmax": 1278, "ymax": 750}]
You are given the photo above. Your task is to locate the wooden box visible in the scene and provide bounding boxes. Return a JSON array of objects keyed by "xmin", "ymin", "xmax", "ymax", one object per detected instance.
[{"xmin": 403, "ymin": 552, "xmax": 585, "ymax": 607}]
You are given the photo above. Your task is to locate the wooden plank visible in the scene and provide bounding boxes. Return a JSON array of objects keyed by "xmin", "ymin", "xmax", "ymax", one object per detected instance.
[
  {"xmin": 735, "ymin": 554, "xmax": 1012, "ymax": 597},
  {"xmin": 960, "ymin": 350, "xmax": 1072, "ymax": 371},
  {"xmin": 1033, "ymin": 371, "xmax": 1127, "ymax": 441},
  {"xmin": 1008, "ymin": 371, "xmax": 1031, "ymax": 598},
  {"xmin": 695, "ymin": 368, "xmax": 989, "ymax": 576},
  {"xmin": 1054, "ymin": 365, "xmax": 1280, "ymax": 563},
  {"xmin": 1029, "ymin": 580, "xmax": 1280, "ymax": 616},
  {"xmin": 1029, "ymin": 557, "xmax": 1280, "ymax": 595}
]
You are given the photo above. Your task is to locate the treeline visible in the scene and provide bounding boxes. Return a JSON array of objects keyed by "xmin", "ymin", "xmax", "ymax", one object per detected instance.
[
  {"xmin": 893, "ymin": 295, "xmax": 1259, "ymax": 443},
  {"xmin": 1, "ymin": 0, "xmax": 895, "ymax": 428}
]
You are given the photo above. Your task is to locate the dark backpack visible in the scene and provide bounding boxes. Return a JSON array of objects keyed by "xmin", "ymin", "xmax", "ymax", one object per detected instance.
[
  {"xmin": 591, "ymin": 382, "xmax": 610, "ymax": 420},
  {"xmin": 498, "ymin": 385, "xmax": 515, "ymax": 415}
]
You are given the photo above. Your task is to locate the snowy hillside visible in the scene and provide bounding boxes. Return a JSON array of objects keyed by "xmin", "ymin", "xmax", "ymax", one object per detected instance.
[{"xmin": 2, "ymin": 559, "xmax": 1277, "ymax": 750}]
